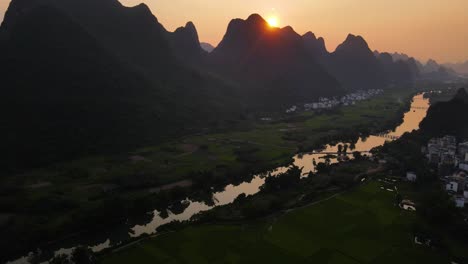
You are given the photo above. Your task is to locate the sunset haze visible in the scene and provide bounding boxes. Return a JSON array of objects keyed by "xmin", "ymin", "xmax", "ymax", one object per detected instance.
[{"xmin": 1, "ymin": 0, "xmax": 467, "ymax": 62}]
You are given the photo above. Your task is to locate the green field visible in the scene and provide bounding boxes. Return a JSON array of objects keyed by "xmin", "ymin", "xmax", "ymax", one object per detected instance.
[
  {"xmin": 0, "ymin": 89, "xmax": 415, "ymax": 256},
  {"xmin": 101, "ymin": 181, "xmax": 448, "ymax": 264}
]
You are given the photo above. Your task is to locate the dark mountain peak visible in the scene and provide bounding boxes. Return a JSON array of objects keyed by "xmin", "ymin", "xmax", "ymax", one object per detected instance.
[
  {"xmin": 185, "ymin": 21, "xmax": 196, "ymax": 30},
  {"xmin": 246, "ymin": 13, "xmax": 266, "ymax": 24},
  {"xmin": 427, "ymin": 59, "xmax": 439, "ymax": 67},
  {"xmin": 281, "ymin": 25, "xmax": 295, "ymax": 33},
  {"xmin": 133, "ymin": 3, "xmax": 151, "ymax": 12},
  {"xmin": 303, "ymin": 31, "xmax": 317, "ymax": 40},
  {"xmin": 174, "ymin": 21, "xmax": 199, "ymax": 41},
  {"xmin": 378, "ymin": 52, "xmax": 394, "ymax": 63},
  {"xmin": 303, "ymin": 31, "xmax": 328, "ymax": 57},
  {"xmin": 338, "ymin": 34, "xmax": 370, "ymax": 51},
  {"xmin": 169, "ymin": 21, "xmax": 204, "ymax": 61},
  {"xmin": 280, "ymin": 26, "xmax": 301, "ymax": 40}
]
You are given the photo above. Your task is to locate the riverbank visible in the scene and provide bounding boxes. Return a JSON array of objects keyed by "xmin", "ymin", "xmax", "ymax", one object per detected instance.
[
  {"xmin": 100, "ymin": 178, "xmax": 450, "ymax": 264},
  {"xmin": 2, "ymin": 88, "xmax": 418, "ymax": 263}
]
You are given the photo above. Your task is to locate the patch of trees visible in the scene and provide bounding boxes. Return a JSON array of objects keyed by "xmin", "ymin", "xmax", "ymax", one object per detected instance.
[
  {"xmin": 261, "ymin": 166, "xmax": 302, "ymax": 192},
  {"xmin": 28, "ymin": 246, "xmax": 97, "ymax": 264},
  {"xmin": 420, "ymin": 88, "xmax": 468, "ymax": 139},
  {"xmin": 233, "ymin": 146, "xmax": 261, "ymax": 163}
]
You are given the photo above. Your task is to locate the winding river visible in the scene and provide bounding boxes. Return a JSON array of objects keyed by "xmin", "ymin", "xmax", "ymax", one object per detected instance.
[{"xmin": 8, "ymin": 93, "xmax": 430, "ymax": 264}]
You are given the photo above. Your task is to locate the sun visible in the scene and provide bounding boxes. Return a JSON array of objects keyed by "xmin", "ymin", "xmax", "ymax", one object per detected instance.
[{"xmin": 267, "ymin": 16, "xmax": 279, "ymax": 27}]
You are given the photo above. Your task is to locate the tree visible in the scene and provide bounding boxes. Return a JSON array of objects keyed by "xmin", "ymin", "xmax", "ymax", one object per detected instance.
[
  {"xmin": 50, "ymin": 254, "xmax": 71, "ymax": 264},
  {"xmin": 27, "ymin": 250, "xmax": 42, "ymax": 264},
  {"xmin": 343, "ymin": 144, "xmax": 349, "ymax": 154},
  {"xmin": 337, "ymin": 144, "xmax": 343, "ymax": 153},
  {"xmin": 352, "ymin": 151, "xmax": 362, "ymax": 160},
  {"xmin": 395, "ymin": 193, "xmax": 403, "ymax": 205},
  {"xmin": 316, "ymin": 162, "xmax": 331, "ymax": 174},
  {"xmin": 71, "ymin": 247, "xmax": 96, "ymax": 264}
]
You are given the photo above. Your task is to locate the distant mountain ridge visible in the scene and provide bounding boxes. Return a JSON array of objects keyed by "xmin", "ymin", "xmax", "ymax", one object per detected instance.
[
  {"xmin": 444, "ymin": 61, "xmax": 468, "ymax": 75},
  {"xmin": 0, "ymin": 1, "xmax": 458, "ymax": 173},
  {"xmin": 166, "ymin": 21, "xmax": 207, "ymax": 63},
  {"xmin": 200, "ymin": 42, "xmax": 215, "ymax": 53},
  {"xmin": 325, "ymin": 34, "xmax": 387, "ymax": 90},
  {"xmin": 209, "ymin": 14, "xmax": 343, "ymax": 106},
  {"xmin": 302, "ymin": 32, "xmax": 328, "ymax": 59},
  {"xmin": 0, "ymin": 0, "xmax": 241, "ymax": 173}
]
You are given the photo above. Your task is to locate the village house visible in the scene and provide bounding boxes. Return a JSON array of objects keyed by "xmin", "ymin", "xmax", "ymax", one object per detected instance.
[
  {"xmin": 455, "ymin": 196, "xmax": 465, "ymax": 208},
  {"xmin": 303, "ymin": 89, "xmax": 383, "ymax": 112},
  {"xmin": 459, "ymin": 162, "xmax": 468, "ymax": 172},
  {"xmin": 406, "ymin": 172, "xmax": 417, "ymax": 182},
  {"xmin": 458, "ymin": 141, "xmax": 468, "ymax": 158},
  {"xmin": 446, "ymin": 181, "xmax": 459, "ymax": 192}
]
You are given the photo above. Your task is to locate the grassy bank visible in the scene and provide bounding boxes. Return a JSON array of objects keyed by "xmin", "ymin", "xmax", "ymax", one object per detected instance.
[
  {"xmin": 101, "ymin": 180, "xmax": 448, "ymax": 264},
  {"xmin": 0, "ymin": 89, "xmax": 415, "ymax": 260}
]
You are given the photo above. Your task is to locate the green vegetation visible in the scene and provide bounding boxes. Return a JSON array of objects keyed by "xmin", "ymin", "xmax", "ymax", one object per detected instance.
[
  {"xmin": 100, "ymin": 181, "xmax": 448, "ymax": 264},
  {"xmin": 0, "ymin": 89, "xmax": 415, "ymax": 259}
]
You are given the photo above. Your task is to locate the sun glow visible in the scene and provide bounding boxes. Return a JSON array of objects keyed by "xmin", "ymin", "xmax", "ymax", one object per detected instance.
[{"xmin": 267, "ymin": 16, "xmax": 279, "ymax": 27}]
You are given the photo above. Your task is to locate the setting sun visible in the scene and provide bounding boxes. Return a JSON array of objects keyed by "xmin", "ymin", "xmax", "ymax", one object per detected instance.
[{"xmin": 267, "ymin": 16, "xmax": 279, "ymax": 27}]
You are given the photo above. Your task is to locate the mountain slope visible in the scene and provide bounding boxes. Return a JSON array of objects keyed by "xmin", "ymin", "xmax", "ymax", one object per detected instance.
[
  {"xmin": 444, "ymin": 61, "xmax": 468, "ymax": 75},
  {"xmin": 2, "ymin": 0, "xmax": 174, "ymax": 74},
  {"xmin": 0, "ymin": 4, "xmax": 185, "ymax": 173},
  {"xmin": 201, "ymin": 42, "xmax": 215, "ymax": 53},
  {"xmin": 419, "ymin": 88, "xmax": 468, "ymax": 138},
  {"xmin": 302, "ymin": 32, "xmax": 328, "ymax": 59},
  {"xmin": 167, "ymin": 21, "xmax": 207, "ymax": 63},
  {"xmin": 326, "ymin": 34, "xmax": 386, "ymax": 90},
  {"xmin": 209, "ymin": 14, "xmax": 342, "ymax": 106},
  {"xmin": 0, "ymin": 0, "xmax": 242, "ymax": 173},
  {"xmin": 375, "ymin": 52, "xmax": 416, "ymax": 85}
]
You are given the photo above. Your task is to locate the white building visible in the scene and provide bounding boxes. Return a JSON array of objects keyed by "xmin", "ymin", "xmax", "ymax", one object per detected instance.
[
  {"xmin": 455, "ymin": 197, "xmax": 465, "ymax": 208},
  {"xmin": 446, "ymin": 181, "xmax": 459, "ymax": 192},
  {"xmin": 406, "ymin": 172, "xmax": 417, "ymax": 182},
  {"xmin": 458, "ymin": 142, "xmax": 468, "ymax": 157},
  {"xmin": 459, "ymin": 163, "xmax": 468, "ymax": 172}
]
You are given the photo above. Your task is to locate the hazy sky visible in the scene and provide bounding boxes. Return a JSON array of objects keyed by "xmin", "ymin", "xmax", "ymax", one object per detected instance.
[{"xmin": 1, "ymin": 0, "xmax": 467, "ymax": 63}]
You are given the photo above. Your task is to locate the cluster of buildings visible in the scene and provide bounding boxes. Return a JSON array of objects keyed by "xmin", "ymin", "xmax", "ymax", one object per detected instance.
[
  {"xmin": 421, "ymin": 135, "xmax": 468, "ymax": 208},
  {"xmin": 302, "ymin": 89, "xmax": 384, "ymax": 111}
]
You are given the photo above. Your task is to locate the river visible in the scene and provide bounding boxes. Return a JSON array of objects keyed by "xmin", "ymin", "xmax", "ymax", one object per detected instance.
[{"xmin": 8, "ymin": 93, "xmax": 430, "ymax": 264}]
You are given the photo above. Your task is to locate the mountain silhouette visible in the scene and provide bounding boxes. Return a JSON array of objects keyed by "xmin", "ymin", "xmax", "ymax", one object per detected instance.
[
  {"xmin": 375, "ymin": 52, "xmax": 416, "ymax": 85},
  {"xmin": 0, "ymin": 3, "xmax": 176, "ymax": 172},
  {"xmin": 325, "ymin": 34, "xmax": 386, "ymax": 90},
  {"xmin": 302, "ymin": 32, "xmax": 328, "ymax": 59},
  {"xmin": 444, "ymin": 61, "xmax": 468, "ymax": 75},
  {"xmin": 420, "ymin": 88, "xmax": 468, "ymax": 138},
  {"xmin": 209, "ymin": 14, "xmax": 342, "ymax": 106},
  {"xmin": 167, "ymin": 21, "xmax": 207, "ymax": 63},
  {"xmin": 0, "ymin": 0, "xmax": 241, "ymax": 173},
  {"xmin": 201, "ymin": 42, "xmax": 215, "ymax": 53}
]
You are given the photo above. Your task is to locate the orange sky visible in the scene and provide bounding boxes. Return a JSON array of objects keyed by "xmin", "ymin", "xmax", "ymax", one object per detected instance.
[{"xmin": 1, "ymin": 0, "xmax": 467, "ymax": 63}]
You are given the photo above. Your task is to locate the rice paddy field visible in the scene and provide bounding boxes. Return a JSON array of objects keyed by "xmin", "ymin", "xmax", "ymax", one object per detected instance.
[{"xmin": 101, "ymin": 181, "xmax": 449, "ymax": 264}]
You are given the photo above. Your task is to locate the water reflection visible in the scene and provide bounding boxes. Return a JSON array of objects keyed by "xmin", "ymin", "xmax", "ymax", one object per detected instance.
[
  {"xmin": 8, "ymin": 94, "xmax": 430, "ymax": 264},
  {"xmin": 127, "ymin": 94, "xmax": 430, "ymax": 239}
]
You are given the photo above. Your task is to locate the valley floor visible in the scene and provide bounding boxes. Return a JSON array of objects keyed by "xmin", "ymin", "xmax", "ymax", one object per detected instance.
[
  {"xmin": 0, "ymin": 88, "xmax": 416, "ymax": 260},
  {"xmin": 100, "ymin": 180, "xmax": 449, "ymax": 264}
]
